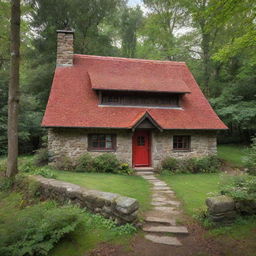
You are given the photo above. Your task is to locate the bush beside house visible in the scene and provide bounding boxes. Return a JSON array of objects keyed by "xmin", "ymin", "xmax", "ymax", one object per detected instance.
[{"xmin": 160, "ymin": 155, "xmax": 221, "ymax": 174}]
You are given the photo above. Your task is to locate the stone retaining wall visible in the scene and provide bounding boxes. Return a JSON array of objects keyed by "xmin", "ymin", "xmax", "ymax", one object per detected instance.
[{"xmin": 31, "ymin": 175, "xmax": 139, "ymax": 225}]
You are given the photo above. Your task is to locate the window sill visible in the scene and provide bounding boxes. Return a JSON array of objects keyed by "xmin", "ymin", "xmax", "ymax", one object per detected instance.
[
  {"xmin": 87, "ymin": 149, "xmax": 116, "ymax": 152},
  {"xmin": 172, "ymin": 149, "xmax": 191, "ymax": 153}
]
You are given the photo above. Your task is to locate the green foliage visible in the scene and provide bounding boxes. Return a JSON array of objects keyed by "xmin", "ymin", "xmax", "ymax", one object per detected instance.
[
  {"xmin": 243, "ymin": 137, "xmax": 256, "ymax": 175},
  {"xmin": 92, "ymin": 153, "xmax": 121, "ymax": 173},
  {"xmin": 75, "ymin": 153, "xmax": 94, "ymax": 172},
  {"xmin": 0, "ymin": 201, "xmax": 83, "ymax": 256},
  {"xmin": 54, "ymin": 156, "xmax": 76, "ymax": 172},
  {"xmin": 83, "ymin": 212, "xmax": 137, "ymax": 235},
  {"xmin": 115, "ymin": 163, "xmax": 135, "ymax": 175},
  {"xmin": 220, "ymin": 175, "xmax": 256, "ymax": 201},
  {"xmin": 0, "ymin": 158, "xmax": 7, "ymax": 173},
  {"xmin": 74, "ymin": 153, "xmax": 134, "ymax": 175},
  {"xmin": 0, "ymin": 177, "xmax": 14, "ymax": 192},
  {"xmin": 34, "ymin": 148, "xmax": 49, "ymax": 166},
  {"xmin": 160, "ymin": 156, "xmax": 221, "ymax": 174}
]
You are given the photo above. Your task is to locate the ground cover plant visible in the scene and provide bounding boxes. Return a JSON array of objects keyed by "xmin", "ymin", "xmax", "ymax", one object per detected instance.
[
  {"xmin": 0, "ymin": 191, "xmax": 137, "ymax": 256},
  {"xmin": 0, "ymin": 192, "xmax": 83, "ymax": 256}
]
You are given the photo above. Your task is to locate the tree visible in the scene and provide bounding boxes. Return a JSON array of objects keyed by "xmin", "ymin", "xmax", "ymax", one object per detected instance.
[
  {"xmin": 6, "ymin": 0, "xmax": 20, "ymax": 177},
  {"xmin": 120, "ymin": 6, "xmax": 143, "ymax": 58}
]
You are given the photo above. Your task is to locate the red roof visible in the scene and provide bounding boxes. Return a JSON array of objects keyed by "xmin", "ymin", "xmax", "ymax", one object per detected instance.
[{"xmin": 42, "ymin": 54, "xmax": 227, "ymax": 130}]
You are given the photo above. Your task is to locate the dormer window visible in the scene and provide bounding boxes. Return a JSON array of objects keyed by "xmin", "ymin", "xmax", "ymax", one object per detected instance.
[{"xmin": 100, "ymin": 91, "xmax": 180, "ymax": 108}]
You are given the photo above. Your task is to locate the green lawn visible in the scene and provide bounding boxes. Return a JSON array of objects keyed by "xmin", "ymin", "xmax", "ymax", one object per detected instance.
[
  {"xmin": 160, "ymin": 172, "xmax": 256, "ymax": 254},
  {"xmin": 217, "ymin": 144, "xmax": 247, "ymax": 167},
  {"xmin": 160, "ymin": 173, "xmax": 220, "ymax": 215},
  {"xmin": 53, "ymin": 170, "xmax": 151, "ymax": 213}
]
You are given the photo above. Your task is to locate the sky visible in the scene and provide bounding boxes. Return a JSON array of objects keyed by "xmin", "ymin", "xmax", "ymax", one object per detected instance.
[{"xmin": 128, "ymin": 0, "xmax": 142, "ymax": 7}]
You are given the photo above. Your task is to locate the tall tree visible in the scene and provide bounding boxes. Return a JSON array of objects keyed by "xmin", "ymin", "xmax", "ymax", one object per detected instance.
[
  {"xmin": 120, "ymin": 6, "xmax": 143, "ymax": 58},
  {"xmin": 6, "ymin": 0, "xmax": 20, "ymax": 177}
]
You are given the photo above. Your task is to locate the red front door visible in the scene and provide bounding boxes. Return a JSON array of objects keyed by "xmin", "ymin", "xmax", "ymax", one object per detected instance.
[{"xmin": 132, "ymin": 130, "xmax": 151, "ymax": 167}]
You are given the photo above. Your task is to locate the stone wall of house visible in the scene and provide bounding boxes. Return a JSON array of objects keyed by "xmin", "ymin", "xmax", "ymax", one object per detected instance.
[
  {"xmin": 152, "ymin": 130, "xmax": 217, "ymax": 168},
  {"xmin": 48, "ymin": 128, "xmax": 133, "ymax": 165},
  {"xmin": 48, "ymin": 128, "xmax": 217, "ymax": 168},
  {"xmin": 30, "ymin": 175, "xmax": 139, "ymax": 225}
]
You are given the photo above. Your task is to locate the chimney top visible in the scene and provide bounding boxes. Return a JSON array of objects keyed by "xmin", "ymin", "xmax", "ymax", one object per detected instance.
[
  {"xmin": 56, "ymin": 30, "xmax": 74, "ymax": 67},
  {"xmin": 56, "ymin": 29, "xmax": 74, "ymax": 34}
]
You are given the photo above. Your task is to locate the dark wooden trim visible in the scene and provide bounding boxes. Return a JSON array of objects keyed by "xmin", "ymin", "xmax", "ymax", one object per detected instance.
[
  {"xmin": 132, "ymin": 112, "xmax": 163, "ymax": 132},
  {"xmin": 173, "ymin": 135, "xmax": 191, "ymax": 151},
  {"xmin": 87, "ymin": 134, "xmax": 117, "ymax": 151}
]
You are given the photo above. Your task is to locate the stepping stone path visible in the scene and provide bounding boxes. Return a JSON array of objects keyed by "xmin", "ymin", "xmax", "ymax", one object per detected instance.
[{"xmin": 136, "ymin": 170, "xmax": 189, "ymax": 246}]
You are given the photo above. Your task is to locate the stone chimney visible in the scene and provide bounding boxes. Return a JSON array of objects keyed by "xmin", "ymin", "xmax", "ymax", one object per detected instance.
[{"xmin": 56, "ymin": 30, "xmax": 74, "ymax": 66}]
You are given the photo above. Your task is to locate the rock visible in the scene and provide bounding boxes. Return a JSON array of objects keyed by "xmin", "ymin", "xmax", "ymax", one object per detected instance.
[
  {"xmin": 206, "ymin": 195, "xmax": 235, "ymax": 213},
  {"xmin": 145, "ymin": 216, "xmax": 176, "ymax": 225},
  {"xmin": 115, "ymin": 196, "xmax": 139, "ymax": 214},
  {"xmin": 143, "ymin": 225, "xmax": 189, "ymax": 234},
  {"xmin": 145, "ymin": 234, "xmax": 182, "ymax": 246}
]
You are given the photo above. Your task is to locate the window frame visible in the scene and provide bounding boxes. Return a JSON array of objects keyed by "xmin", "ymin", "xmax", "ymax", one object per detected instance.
[
  {"xmin": 173, "ymin": 135, "xmax": 191, "ymax": 151},
  {"xmin": 88, "ymin": 134, "xmax": 116, "ymax": 151}
]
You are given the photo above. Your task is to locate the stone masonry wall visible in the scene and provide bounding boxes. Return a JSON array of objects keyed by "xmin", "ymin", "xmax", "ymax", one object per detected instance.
[
  {"xmin": 152, "ymin": 130, "xmax": 217, "ymax": 168},
  {"xmin": 48, "ymin": 128, "xmax": 132, "ymax": 165},
  {"xmin": 30, "ymin": 175, "xmax": 139, "ymax": 225},
  {"xmin": 56, "ymin": 30, "xmax": 74, "ymax": 66},
  {"xmin": 48, "ymin": 128, "xmax": 217, "ymax": 168}
]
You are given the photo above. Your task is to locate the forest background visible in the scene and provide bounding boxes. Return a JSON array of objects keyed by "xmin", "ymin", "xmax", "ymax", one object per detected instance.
[{"xmin": 0, "ymin": 0, "xmax": 255, "ymax": 155}]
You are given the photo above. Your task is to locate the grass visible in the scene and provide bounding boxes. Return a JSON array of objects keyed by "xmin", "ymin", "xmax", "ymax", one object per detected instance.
[
  {"xmin": 217, "ymin": 144, "xmax": 247, "ymax": 167},
  {"xmin": 52, "ymin": 170, "xmax": 151, "ymax": 213},
  {"xmin": 160, "ymin": 173, "xmax": 220, "ymax": 215},
  {"xmin": 159, "ymin": 172, "xmax": 256, "ymax": 255}
]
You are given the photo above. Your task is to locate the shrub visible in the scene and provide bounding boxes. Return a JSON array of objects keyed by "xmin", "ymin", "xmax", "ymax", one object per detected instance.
[
  {"xmin": 243, "ymin": 137, "xmax": 256, "ymax": 175},
  {"xmin": 220, "ymin": 175, "xmax": 256, "ymax": 201},
  {"xmin": 92, "ymin": 153, "xmax": 120, "ymax": 173},
  {"xmin": 75, "ymin": 153, "xmax": 94, "ymax": 172},
  {"xmin": 161, "ymin": 155, "xmax": 221, "ymax": 174},
  {"xmin": 0, "ymin": 159, "xmax": 7, "ymax": 173},
  {"xmin": 34, "ymin": 148, "xmax": 49, "ymax": 166},
  {"xmin": 54, "ymin": 155, "xmax": 76, "ymax": 171},
  {"xmin": 161, "ymin": 157, "xmax": 178, "ymax": 172},
  {"xmin": 115, "ymin": 163, "xmax": 135, "ymax": 175},
  {"xmin": 0, "ymin": 177, "xmax": 14, "ymax": 191},
  {"xmin": 0, "ymin": 202, "xmax": 83, "ymax": 256}
]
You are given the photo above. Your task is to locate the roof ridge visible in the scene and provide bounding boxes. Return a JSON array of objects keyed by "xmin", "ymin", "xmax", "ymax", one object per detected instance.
[{"xmin": 74, "ymin": 54, "xmax": 186, "ymax": 66}]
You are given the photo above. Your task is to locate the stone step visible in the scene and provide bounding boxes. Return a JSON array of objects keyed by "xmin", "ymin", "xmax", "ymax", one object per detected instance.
[
  {"xmin": 151, "ymin": 201, "xmax": 179, "ymax": 207},
  {"xmin": 134, "ymin": 167, "xmax": 154, "ymax": 172},
  {"xmin": 145, "ymin": 216, "xmax": 176, "ymax": 226},
  {"xmin": 154, "ymin": 206, "xmax": 180, "ymax": 214},
  {"xmin": 143, "ymin": 225, "xmax": 189, "ymax": 234},
  {"xmin": 142, "ymin": 176, "xmax": 158, "ymax": 180},
  {"xmin": 136, "ymin": 171, "xmax": 154, "ymax": 176},
  {"xmin": 145, "ymin": 234, "xmax": 182, "ymax": 246}
]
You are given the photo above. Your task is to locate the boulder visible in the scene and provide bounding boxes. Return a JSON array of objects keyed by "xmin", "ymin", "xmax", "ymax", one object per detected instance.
[{"xmin": 206, "ymin": 195, "xmax": 235, "ymax": 213}]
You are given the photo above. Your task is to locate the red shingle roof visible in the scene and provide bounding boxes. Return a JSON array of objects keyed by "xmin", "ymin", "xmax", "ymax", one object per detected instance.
[{"xmin": 42, "ymin": 54, "xmax": 227, "ymax": 130}]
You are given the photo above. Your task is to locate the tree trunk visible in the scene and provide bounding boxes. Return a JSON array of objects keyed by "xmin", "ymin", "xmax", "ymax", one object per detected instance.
[{"xmin": 6, "ymin": 0, "xmax": 20, "ymax": 178}]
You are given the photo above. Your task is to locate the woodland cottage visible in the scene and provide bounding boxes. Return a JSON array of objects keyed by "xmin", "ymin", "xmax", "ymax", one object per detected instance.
[{"xmin": 42, "ymin": 30, "xmax": 227, "ymax": 168}]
